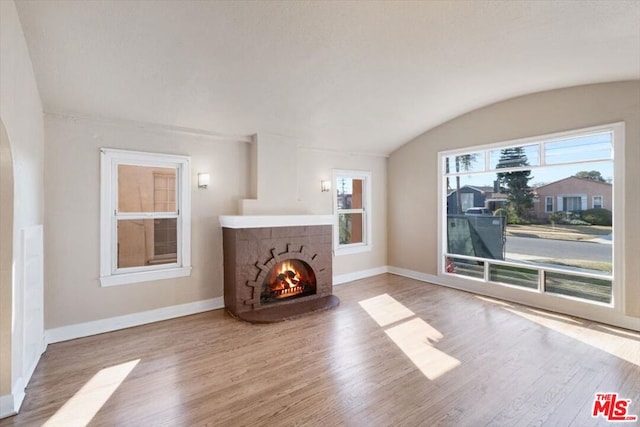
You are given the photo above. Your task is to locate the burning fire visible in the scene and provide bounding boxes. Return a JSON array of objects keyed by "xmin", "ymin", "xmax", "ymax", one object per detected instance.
[
  {"xmin": 262, "ymin": 259, "xmax": 316, "ymax": 303},
  {"xmin": 267, "ymin": 260, "xmax": 307, "ymax": 298}
]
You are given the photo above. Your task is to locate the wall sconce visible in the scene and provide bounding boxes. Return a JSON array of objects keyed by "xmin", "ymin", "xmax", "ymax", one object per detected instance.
[
  {"xmin": 198, "ymin": 173, "xmax": 210, "ymax": 189},
  {"xmin": 321, "ymin": 180, "xmax": 331, "ymax": 192}
]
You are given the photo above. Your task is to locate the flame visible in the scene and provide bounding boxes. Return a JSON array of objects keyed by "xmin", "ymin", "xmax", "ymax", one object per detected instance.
[
  {"xmin": 262, "ymin": 259, "xmax": 317, "ymax": 302},
  {"xmin": 279, "ymin": 261, "xmax": 300, "ymax": 285}
]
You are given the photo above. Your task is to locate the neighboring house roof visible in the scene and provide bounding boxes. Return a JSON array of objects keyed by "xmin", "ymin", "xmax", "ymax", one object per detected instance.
[
  {"xmin": 534, "ymin": 176, "xmax": 611, "ymax": 190},
  {"xmin": 448, "ymin": 185, "xmax": 493, "ymax": 195}
]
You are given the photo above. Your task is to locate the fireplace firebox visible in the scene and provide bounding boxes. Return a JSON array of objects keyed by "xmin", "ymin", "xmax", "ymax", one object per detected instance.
[
  {"xmin": 220, "ymin": 215, "xmax": 339, "ymax": 323},
  {"xmin": 261, "ymin": 259, "xmax": 316, "ymax": 303}
]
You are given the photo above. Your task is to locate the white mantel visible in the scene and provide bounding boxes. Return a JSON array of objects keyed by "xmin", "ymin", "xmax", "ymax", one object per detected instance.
[{"xmin": 219, "ymin": 215, "xmax": 334, "ymax": 229}]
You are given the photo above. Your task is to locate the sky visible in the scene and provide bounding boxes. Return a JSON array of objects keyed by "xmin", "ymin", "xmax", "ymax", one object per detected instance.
[
  {"xmin": 454, "ymin": 161, "xmax": 613, "ymax": 190},
  {"xmin": 446, "ymin": 132, "xmax": 613, "ymax": 189}
]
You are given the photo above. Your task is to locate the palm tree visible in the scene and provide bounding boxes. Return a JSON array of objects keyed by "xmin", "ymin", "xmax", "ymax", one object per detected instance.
[{"xmin": 455, "ymin": 154, "xmax": 476, "ymax": 214}]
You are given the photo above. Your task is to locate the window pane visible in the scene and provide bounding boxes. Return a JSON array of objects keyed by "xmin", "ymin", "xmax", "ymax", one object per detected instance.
[
  {"xmin": 118, "ymin": 219, "xmax": 177, "ymax": 268},
  {"xmin": 545, "ymin": 197, "xmax": 553, "ymax": 213},
  {"xmin": 153, "ymin": 218, "xmax": 177, "ymax": 257},
  {"xmin": 489, "ymin": 264, "xmax": 538, "ymax": 289},
  {"xmin": 118, "ymin": 165, "xmax": 177, "ymax": 213},
  {"xmin": 490, "ymin": 144, "xmax": 539, "ymax": 169},
  {"xmin": 338, "ymin": 213, "xmax": 363, "ymax": 244},
  {"xmin": 544, "ymin": 133, "xmax": 612, "ymax": 165},
  {"xmin": 545, "ymin": 272, "xmax": 611, "ymax": 304},
  {"xmin": 446, "ymin": 257, "xmax": 484, "ymax": 279},
  {"xmin": 444, "ymin": 152, "xmax": 485, "ymax": 174},
  {"xmin": 336, "ymin": 177, "xmax": 363, "ymax": 209},
  {"xmin": 447, "ymin": 216, "xmax": 506, "ymax": 260}
]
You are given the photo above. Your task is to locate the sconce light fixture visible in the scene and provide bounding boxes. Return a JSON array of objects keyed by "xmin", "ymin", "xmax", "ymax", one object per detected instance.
[
  {"xmin": 198, "ymin": 173, "xmax": 210, "ymax": 189},
  {"xmin": 321, "ymin": 180, "xmax": 331, "ymax": 192}
]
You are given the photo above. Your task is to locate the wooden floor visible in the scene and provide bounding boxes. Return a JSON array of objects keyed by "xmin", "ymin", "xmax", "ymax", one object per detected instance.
[{"xmin": 2, "ymin": 274, "xmax": 639, "ymax": 426}]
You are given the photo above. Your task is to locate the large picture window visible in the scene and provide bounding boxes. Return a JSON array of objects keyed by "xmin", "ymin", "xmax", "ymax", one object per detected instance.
[
  {"xmin": 333, "ymin": 170, "xmax": 372, "ymax": 255},
  {"xmin": 100, "ymin": 149, "xmax": 191, "ymax": 286},
  {"xmin": 440, "ymin": 123, "xmax": 622, "ymax": 307}
]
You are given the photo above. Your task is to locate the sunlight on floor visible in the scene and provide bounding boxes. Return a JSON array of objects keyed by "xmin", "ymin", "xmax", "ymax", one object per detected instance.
[
  {"xmin": 385, "ymin": 318, "xmax": 461, "ymax": 380},
  {"xmin": 43, "ymin": 359, "xmax": 140, "ymax": 427},
  {"xmin": 503, "ymin": 307, "xmax": 640, "ymax": 366},
  {"xmin": 359, "ymin": 294, "xmax": 460, "ymax": 380},
  {"xmin": 358, "ymin": 293, "xmax": 415, "ymax": 327},
  {"xmin": 475, "ymin": 295, "xmax": 640, "ymax": 366}
]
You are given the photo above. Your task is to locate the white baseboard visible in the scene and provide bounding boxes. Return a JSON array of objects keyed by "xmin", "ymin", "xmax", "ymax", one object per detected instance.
[
  {"xmin": 333, "ymin": 266, "xmax": 389, "ymax": 285},
  {"xmin": 45, "ymin": 297, "xmax": 224, "ymax": 344},
  {"xmin": 42, "ymin": 267, "xmax": 393, "ymax": 345},
  {"xmin": 42, "ymin": 266, "xmax": 392, "ymax": 345},
  {"xmin": 0, "ymin": 394, "xmax": 16, "ymax": 419},
  {"xmin": 387, "ymin": 266, "xmax": 437, "ymax": 283}
]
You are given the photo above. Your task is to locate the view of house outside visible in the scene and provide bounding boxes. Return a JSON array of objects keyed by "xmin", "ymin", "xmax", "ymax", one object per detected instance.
[{"xmin": 443, "ymin": 129, "xmax": 615, "ymax": 304}]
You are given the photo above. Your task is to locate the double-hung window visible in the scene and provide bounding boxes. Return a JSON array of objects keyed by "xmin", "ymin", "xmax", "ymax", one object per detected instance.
[
  {"xmin": 100, "ymin": 148, "xmax": 191, "ymax": 286},
  {"xmin": 544, "ymin": 196, "xmax": 554, "ymax": 213},
  {"xmin": 333, "ymin": 170, "xmax": 372, "ymax": 255}
]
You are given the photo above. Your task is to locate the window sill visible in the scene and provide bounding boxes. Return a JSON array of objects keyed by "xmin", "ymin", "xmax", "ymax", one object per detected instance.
[
  {"xmin": 100, "ymin": 266, "xmax": 192, "ymax": 287},
  {"xmin": 334, "ymin": 244, "xmax": 372, "ymax": 256}
]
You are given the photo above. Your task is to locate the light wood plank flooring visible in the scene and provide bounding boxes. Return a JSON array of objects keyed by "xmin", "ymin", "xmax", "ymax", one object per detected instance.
[{"xmin": 2, "ymin": 274, "xmax": 639, "ymax": 426}]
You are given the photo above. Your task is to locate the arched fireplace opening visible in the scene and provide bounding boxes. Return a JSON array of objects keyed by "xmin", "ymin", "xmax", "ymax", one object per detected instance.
[{"xmin": 261, "ymin": 259, "xmax": 316, "ymax": 304}]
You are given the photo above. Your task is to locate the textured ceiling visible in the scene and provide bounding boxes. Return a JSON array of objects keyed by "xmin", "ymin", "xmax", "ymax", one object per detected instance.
[{"xmin": 15, "ymin": 0, "xmax": 640, "ymax": 155}]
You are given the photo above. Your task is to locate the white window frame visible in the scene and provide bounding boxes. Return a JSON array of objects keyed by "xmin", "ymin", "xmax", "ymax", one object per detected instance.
[
  {"xmin": 544, "ymin": 196, "xmax": 554, "ymax": 213},
  {"xmin": 437, "ymin": 122, "xmax": 624, "ymax": 318},
  {"xmin": 332, "ymin": 170, "xmax": 372, "ymax": 256},
  {"xmin": 593, "ymin": 195, "xmax": 604, "ymax": 209},
  {"xmin": 100, "ymin": 148, "xmax": 192, "ymax": 286}
]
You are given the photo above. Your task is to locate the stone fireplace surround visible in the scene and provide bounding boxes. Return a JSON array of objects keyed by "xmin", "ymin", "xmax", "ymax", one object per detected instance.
[{"xmin": 220, "ymin": 215, "xmax": 339, "ymax": 323}]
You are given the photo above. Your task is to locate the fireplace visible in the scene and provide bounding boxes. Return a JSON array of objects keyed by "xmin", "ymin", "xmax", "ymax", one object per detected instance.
[{"xmin": 220, "ymin": 215, "xmax": 339, "ymax": 323}]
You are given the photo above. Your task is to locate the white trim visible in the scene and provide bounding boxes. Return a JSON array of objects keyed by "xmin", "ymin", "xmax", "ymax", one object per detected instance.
[
  {"xmin": 611, "ymin": 123, "xmax": 625, "ymax": 315},
  {"xmin": 387, "ymin": 266, "xmax": 640, "ymax": 332},
  {"xmin": 44, "ymin": 297, "xmax": 224, "ymax": 344},
  {"xmin": 437, "ymin": 122, "xmax": 625, "ymax": 319},
  {"xmin": 100, "ymin": 148, "xmax": 192, "ymax": 287},
  {"xmin": 545, "ymin": 196, "xmax": 554, "ymax": 213},
  {"xmin": 219, "ymin": 215, "xmax": 333, "ymax": 229},
  {"xmin": 332, "ymin": 169, "xmax": 372, "ymax": 254},
  {"xmin": 441, "ymin": 123, "xmax": 617, "ymax": 164},
  {"xmin": 333, "ymin": 266, "xmax": 389, "ymax": 285},
  {"xmin": 334, "ymin": 244, "xmax": 372, "ymax": 256},
  {"xmin": 100, "ymin": 266, "xmax": 192, "ymax": 287},
  {"xmin": 0, "ymin": 394, "xmax": 17, "ymax": 419},
  {"xmin": 592, "ymin": 195, "xmax": 604, "ymax": 209}
]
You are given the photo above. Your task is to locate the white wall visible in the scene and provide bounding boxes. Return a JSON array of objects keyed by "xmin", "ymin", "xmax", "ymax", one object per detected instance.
[
  {"xmin": 388, "ymin": 81, "xmax": 640, "ymax": 328},
  {"xmin": 0, "ymin": 0, "xmax": 46, "ymax": 416},
  {"xmin": 43, "ymin": 121, "xmax": 388, "ymax": 332},
  {"xmin": 239, "ymin": 132, "xmax": 388, "ymax": 277},
  {"xmin": 295, "ymin": 147, "xmax": 387, "ymax": 277},
  {"xmin": 43, "ymin": 115, "xmax": 250, "ymax": 329}
]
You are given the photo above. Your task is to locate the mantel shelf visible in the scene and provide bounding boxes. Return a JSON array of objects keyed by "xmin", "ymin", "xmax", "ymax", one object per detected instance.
[{"xmin": 219, "ymin": 215, "xmax": 334, "ymax": 229}]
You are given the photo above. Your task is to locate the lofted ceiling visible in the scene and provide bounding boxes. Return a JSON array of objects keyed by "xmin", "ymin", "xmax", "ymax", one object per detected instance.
[{"xmin": 15, "ymin": 0, "xmax": 640, "ymax": 156}]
